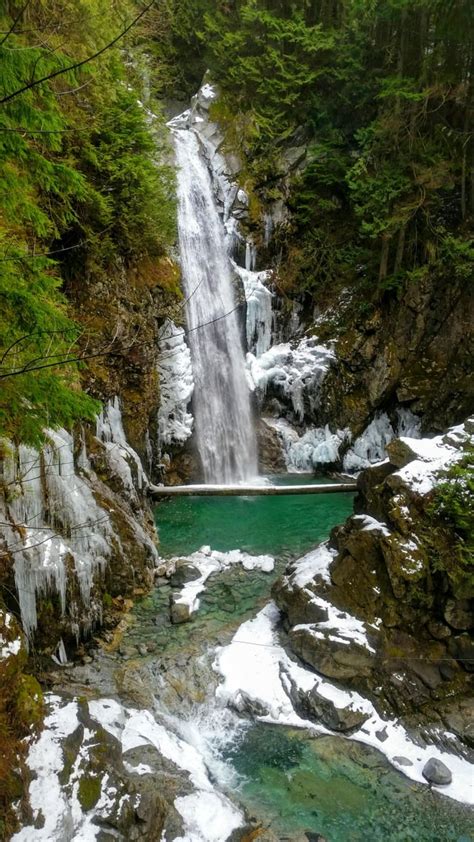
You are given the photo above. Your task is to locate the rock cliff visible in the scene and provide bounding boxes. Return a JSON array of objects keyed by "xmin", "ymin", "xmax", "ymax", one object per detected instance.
[{"xmin": 273, "ymin": 420, "xmax": 473, "ymax": 754}]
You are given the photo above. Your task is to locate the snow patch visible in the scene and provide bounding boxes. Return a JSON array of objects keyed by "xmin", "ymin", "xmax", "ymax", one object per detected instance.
[
  {"xmin": 171, "ymin": 546, "xmax": 274, "ymax": 616},
  {"xmin": 394, "ymin": 420, "xmax": 472, "ymax": 495}
]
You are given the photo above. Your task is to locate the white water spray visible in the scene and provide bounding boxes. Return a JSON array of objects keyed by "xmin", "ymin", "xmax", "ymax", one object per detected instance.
[{"xmin": 172, "ymin": 128, "xmax": 258, "ymax": 483}]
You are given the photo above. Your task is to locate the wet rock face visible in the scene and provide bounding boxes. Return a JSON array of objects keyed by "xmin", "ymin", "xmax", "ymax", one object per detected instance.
[
  {"xmin": 318, "ymin": 272, "xmax": 474, "ymax": 436},
  {"xmin": 257, "ymin": 419, "xmax": 287, "ymax": 473}
]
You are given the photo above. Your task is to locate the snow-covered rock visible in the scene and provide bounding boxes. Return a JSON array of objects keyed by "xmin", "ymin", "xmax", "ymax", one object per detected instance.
[{"xmin": 168, "ymin": 545, "xmax": 274, "ymax": 619}]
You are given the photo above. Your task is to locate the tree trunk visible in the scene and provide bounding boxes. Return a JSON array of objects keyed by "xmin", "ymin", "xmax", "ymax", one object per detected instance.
[
  {"xmin": 394, "ymin": 225, "xmax": 406, "ymax": 275},
  {"xmin": 379, "ymin": 236, "xmax": 391, "ymax": 282}
]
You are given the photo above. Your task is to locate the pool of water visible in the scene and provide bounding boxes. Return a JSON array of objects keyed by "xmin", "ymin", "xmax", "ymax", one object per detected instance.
[
  {"xmin": 225, "ymin": 725, "xmax": 474, "ymax": 841},
  {"xmin": 144, "ymin": 477, "xmax": 474, "ymax": 841},
  {"xmin": 155, "ymin": 474, "xmax": 354, "ymax": 559}
]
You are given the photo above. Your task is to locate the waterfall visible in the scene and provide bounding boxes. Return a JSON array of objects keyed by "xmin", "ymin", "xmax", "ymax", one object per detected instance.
[{"xmin": 172, "ymin": 128, "xmax": 258, "ymax": 483}]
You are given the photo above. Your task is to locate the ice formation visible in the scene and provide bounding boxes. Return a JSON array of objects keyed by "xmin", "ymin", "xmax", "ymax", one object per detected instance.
[
  {"xmin": 1, "ymin": 399, "xmax": 154, "ymax": 642},
  {"xmin": 265, "ymin": 409, "xmax": 422, "ymax": 473},
  {"xmin": 96, "ymin": 396, "xmax": 148, "ymax": 496},
  {"xmin": 233, "ymin": 260, "xmax": 273, "ymax": 357},
  {"xmin": 342, "ymin": 409, "xmax": 421, "ymax": 472},
  {"xmin": 157, "ymin": 319, "xmax": 194, "ymax": 447},
  {"xmin": 247, "ymin": 337, "xmax": 337, "ymax": 421},
  {"xmin": 0, "ymin": 429, "xmax": 112, "ymax": 640}
]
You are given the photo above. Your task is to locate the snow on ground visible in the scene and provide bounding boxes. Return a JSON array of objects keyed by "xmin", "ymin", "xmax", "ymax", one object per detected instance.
[
  {"xmin": 92, "ymin": 701, "xmax": 244, "ymax": 842},
  {"xmin": 394, "ymin": 420, "xmax": 472, "ymax": 495},
  {"xmin": 16, "ymin": 693, "xmax": 244, "ymax": 842},
  {"xmin": 213, "ymin": 603, "xmax": 474, "ymax": 805},
  {"xmin": 173, "ymin": 792, "xmax": 242, "ymax": 842},
  {"xmin": 171, "ymin": 545, "xmax": 274, "ymax": 616}
]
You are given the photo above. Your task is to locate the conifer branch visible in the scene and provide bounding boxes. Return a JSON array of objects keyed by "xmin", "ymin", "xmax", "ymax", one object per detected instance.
[
  {"xmin": 0, "ymin": 0, "xmax": 32, "ymax": 48},
  {"xmin": 0, "ymin": 0, "xmax": 156, "ymax": 105}
]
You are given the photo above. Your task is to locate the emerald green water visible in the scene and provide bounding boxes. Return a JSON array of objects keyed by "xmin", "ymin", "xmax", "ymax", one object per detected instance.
[
  {"xmin": 147, "ymin": 479, "xmax": 474, "ymax": 841},
  {"xmin": 156, "ymin": 474, "xmax": 354, "ymax": 559},
  {"xmin": 225, "ymin": 726, "xmax": 474, "ymax": 841}
]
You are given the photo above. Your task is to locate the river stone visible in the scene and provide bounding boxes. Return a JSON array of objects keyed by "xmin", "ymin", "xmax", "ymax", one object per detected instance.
[
  {"xmin": 170, "ymin": 598, "xmax": 192, "ymax": 624},
  {"xmin": 170, "ymin": 561, "xmax": 201, "ymax": 587},
  {"xmin": 422, "ymin": 757, "xmax": 452, "ymax": 785},
  {"xmin": 393, "ymin": 756, "xmax": 413, "ymax": 767}
]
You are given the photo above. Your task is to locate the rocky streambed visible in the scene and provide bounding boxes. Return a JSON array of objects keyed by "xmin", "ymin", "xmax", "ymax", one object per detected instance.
[{"xmin": 12, "ymin": 459, "xmax": 474, "ymax": 842}]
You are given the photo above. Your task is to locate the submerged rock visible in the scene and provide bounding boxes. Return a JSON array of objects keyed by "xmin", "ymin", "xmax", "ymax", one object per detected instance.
[{"xmin": 170, "ymin": 596, "xmax": 192, "ymax": 625}]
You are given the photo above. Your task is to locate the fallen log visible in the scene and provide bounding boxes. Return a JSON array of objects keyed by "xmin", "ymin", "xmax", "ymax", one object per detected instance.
[{"xmin": 149, "ymin": 482, "xmax": 357, "ymax": 498}]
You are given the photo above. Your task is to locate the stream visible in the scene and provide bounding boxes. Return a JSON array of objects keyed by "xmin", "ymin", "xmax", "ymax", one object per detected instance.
[{"xmin": 114, "ymin": 479, "xmax": 473, "ymax": 842}]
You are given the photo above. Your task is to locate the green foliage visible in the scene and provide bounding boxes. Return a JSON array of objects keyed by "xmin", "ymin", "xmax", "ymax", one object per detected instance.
[
  {"xmin": 431, "ymin": 449, "xmax": 474, "ymax": 591},
  {"xmin": 0, "ymin": 1, "xmax": 177, "ymax": 444},
  {"xmin": 174, "ymin": 0, "xmax": 474, "ymax": 299}
]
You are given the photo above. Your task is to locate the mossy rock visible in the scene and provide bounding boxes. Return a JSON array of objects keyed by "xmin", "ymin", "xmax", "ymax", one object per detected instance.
[
  {"xmin": 78, "ymin": 775, "xmax": 101, "ymax": 811},
  {"xmin": 14, "ymin": 675, "xmax": 44, "ymax": 731}
]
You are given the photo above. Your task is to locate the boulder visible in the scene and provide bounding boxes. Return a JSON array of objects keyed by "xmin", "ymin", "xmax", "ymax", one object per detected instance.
[
  {"xmin": 289, "ymin": 627, "xmax": 374, "ymax": 682},
  {"xmin": 386, "ymin": 438, "xmax": 421, "ymax": 468},
  {"xmin": 272, "ymin": 578, "xmax": 329, "ymax": 627},
  {"xmin": 169, "ymin": 597, "xmax": 192, "ymax": 625},
  {"xmin": 290, "ymin": 682, "xmax": 369, "ymax": 733},
  {"xmin": 422, "ymin": 757, "xmax": 452, "ymax": 786},
  {"xmin": 443, "ymin": 599, "xmax": 474, "ymax": 631},
  {"xmin": 169, "ymin": 561, "xmax": 201, "ymax": 588}
]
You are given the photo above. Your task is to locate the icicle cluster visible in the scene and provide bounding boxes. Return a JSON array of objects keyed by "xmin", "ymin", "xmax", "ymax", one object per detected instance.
[{"xmin": 1, "ymin": 429, "xmax": 111, "ymax": 640}]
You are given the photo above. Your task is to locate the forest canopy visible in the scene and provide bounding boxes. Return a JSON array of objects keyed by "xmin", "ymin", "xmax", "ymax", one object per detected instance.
[{"xmin": 0, "ymin": 0, "xmax": 176, "ymax": 444}]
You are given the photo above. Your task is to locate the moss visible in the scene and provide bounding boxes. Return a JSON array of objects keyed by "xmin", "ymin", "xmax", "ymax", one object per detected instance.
[
  {"xmin": 14, "ymin": 675, "xmax": 44, "ymax": 731},
  {"xmin": 78, "ymin": 775, "xmax": 101, "ymax": 811},
  {"xmin": 103, "ymin": 592, "xmax": 113, "ymax": 608}
]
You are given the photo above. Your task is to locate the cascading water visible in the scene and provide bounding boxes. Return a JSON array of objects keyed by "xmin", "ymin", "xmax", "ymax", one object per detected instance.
[{"xmin": 172, "ymin": 127, "xmax": 258, "ymax": 483}]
